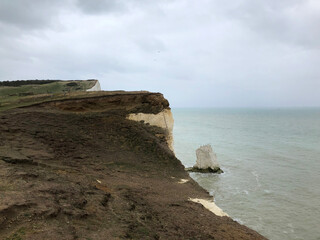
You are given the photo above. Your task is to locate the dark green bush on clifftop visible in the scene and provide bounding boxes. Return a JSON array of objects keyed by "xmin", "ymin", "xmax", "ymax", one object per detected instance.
[{"xmin": 0, "ymin": 80, "xmax": 61, "ymax": 87}]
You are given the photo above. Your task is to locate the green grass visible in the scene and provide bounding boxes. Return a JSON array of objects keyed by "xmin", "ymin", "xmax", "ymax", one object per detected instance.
[
  {"xmin": 0, "ymin": 80, "xmax": 96, "ymax": 111},
  {"xmin": 0, "ymin": 185, "xmax": 13, "ymax": 191},
  {"xmin": 5, "ymin": 228, "xmax": 26, "ymax": 240}
]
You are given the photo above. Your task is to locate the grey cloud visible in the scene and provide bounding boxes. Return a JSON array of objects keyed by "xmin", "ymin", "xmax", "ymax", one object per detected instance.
[
  {"xmin": 228, "ymin": 0, "xmax": 320, "ymax": 48},
  {"xmin": 76, "ymin": 0, "xmax": 126, "ymax": 14},
  {"xmin": 75, "ymin": 0, "xmax": 170, "ymax": 15},
  {"xmin": 0, "ymin": 0, "xmax": 69, "ymax": 29},
  {"xmin": 135, "ymin": 37, "xmax": 166, "ymax": 53}
]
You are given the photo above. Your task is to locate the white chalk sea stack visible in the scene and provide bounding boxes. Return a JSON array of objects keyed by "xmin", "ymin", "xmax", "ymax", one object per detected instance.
[
  {"xmin": 187, "ymin": 144, "xmax": 223, "ymax": 173},
  {"xmin": 195, "ymin": 145, "xmax": 220, "ymax": 169}
]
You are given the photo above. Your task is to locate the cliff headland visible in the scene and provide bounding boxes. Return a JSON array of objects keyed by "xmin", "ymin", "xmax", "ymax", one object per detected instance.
[{"xmin": 0, "ymin": 80, "xmax": 266, "ymax": 239}]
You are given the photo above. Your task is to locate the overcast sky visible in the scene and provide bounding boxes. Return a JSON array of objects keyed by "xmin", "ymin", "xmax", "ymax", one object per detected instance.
[{"xmin": 0, "ymin": 0, "xmax": 319, "ymax": 107}]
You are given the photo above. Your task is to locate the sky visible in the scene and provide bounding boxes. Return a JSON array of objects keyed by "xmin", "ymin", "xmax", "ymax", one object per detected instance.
[{"xmin": 0, "ymin": 0, "xmax": 319, "ymax": 107}]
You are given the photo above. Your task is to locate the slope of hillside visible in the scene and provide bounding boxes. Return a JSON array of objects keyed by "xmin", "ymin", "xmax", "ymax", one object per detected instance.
[{"xmin": 0, "ymin": 86, "xmax": 266, "ymax": 239}]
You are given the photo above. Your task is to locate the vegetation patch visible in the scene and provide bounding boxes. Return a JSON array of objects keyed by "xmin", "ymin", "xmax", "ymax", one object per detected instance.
[
  {"xmin": 5, "ymin": 228, "xmax": 26, "ymax": 240},
  {"xmin": 0, "ymin": 80, "xmax": 96, "ymax": 111}
]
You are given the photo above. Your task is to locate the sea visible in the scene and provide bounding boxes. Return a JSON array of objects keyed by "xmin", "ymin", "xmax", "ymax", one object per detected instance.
[{"xmin": 172, "ymin": 108, "xmax": 320, "ymax": 240}]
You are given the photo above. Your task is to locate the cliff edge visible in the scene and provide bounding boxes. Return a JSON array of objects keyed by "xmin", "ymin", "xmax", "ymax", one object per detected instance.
[{"xmin": 0, "ymin": 90, "xmax": 266, "ymax": 239}]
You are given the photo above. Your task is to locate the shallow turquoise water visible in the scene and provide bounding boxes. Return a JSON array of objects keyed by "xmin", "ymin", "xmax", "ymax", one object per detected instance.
[{"xmin": 172, "ymin": 108, "xmax": 320, "ymax": 240}]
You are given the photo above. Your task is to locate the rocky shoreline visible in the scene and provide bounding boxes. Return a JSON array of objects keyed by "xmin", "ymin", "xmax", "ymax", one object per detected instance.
[{"xmin": 0, "ymin": 90, "xmax": 266, "ymax": 239}]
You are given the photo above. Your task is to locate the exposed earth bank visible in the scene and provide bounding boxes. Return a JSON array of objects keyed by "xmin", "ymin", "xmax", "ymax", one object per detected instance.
[{"xmin": 0, "ymin": 91, "xmax": 267, "ymax": 239}]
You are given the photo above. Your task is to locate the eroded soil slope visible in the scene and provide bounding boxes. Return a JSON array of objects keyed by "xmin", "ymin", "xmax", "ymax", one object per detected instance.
[{"xmin": 0, "ymin": 92, "xmax": 266, "ymax": 240}]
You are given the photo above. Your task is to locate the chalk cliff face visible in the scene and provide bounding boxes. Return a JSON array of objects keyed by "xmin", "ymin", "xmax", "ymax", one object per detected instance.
[
  {"xmin": 86, "ymin": 80, "xmax": 101, "ymax": 91},
  {"xmin": 127, "ymin": 109, "xmax": 174, "ymax": 152}
]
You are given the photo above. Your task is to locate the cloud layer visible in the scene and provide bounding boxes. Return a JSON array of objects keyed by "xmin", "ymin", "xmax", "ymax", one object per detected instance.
[{"xmin": 0, "ymin": 0, "xmax": 319, "ymax": 107}]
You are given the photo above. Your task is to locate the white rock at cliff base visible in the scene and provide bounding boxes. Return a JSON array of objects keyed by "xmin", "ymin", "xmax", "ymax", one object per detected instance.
[{"xmin": 194, "ymin": 144, "xmax": 220, "ymax": 170}]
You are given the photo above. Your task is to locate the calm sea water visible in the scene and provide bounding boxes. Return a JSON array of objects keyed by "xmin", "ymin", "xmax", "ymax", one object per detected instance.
[{"xmin": 172, "ymin": 108, "xmax": 320, "ymax": 240}]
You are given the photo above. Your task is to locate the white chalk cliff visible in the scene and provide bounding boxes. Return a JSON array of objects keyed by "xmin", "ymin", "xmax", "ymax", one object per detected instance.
[
  {"xmin": 87, "ymin": 80, "xmax": 101, "ymax": 92},
  {"xmin": 127, "ymin": 109, "xmax": 174, "ymax": 152},
  {"xmin": 189, "ymin": 198, "xmax": 228, "ymax": 217}
]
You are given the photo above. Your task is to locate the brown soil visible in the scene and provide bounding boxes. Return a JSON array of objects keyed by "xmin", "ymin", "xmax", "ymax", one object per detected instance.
[{"xmin": 0, "ymin": 91, "xmax": 267, "ymax": 240}]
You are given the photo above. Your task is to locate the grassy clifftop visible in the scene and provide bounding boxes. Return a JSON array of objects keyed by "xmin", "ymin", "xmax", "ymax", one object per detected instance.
[{"xmin": 0, "ymin": 79, "xmax": 97, "ymax": 111}]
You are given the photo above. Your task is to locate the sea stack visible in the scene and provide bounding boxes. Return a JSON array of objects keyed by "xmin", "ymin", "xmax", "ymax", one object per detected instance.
[{"xmin": 187, "ymin": 144, "xmax": 223, "ymax": 173}]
